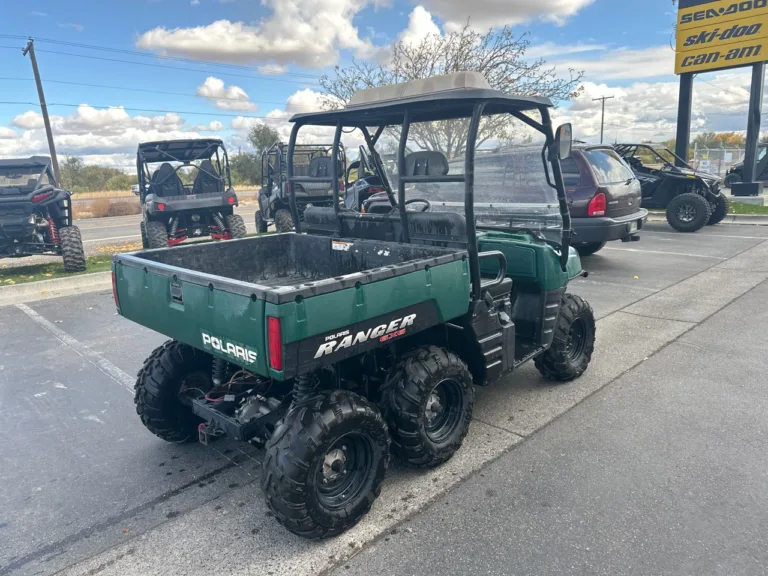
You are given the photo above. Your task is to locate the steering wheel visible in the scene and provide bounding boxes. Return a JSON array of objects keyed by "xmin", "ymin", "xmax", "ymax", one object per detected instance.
[{"xmin": 404, "ymin": 198, "xmax": 432, "ymax": 212}]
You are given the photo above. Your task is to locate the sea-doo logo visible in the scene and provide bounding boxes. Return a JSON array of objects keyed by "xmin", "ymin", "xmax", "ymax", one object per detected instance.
[
  {"xmin": 680, "ymin": 0, "xmax": 767, "ymax": 25},
  {"xmin": 314, "ymin": 314, "xmax": 416, "ymax": 359},
  {"xmin": 202, "ymin": 333, "xmax": 258, "ymax": 364}
]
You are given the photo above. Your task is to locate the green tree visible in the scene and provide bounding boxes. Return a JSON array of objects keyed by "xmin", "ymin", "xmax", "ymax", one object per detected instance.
[
  {"xmin": 248, "ymin": 124, "xmax": 280, "ymax": 156},
  {"xmin": 230, "ymin": 153, "xmax": 260, "ymax": 186}
]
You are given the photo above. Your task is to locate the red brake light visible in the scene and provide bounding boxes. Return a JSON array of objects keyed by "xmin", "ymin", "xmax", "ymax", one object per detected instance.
[
  {"xmin": 588, "ymin": 192, "xmax": 606, "ymax": 217},
  {"xmin": 111, "ymin": 270, "xmax": 120, "ymax": 311},
  {"xmin": 32, "ymin": 191, "xmax": 53, "ymax": 204},
  {"xmin": 369, "ymin": 187, "xmax": 383, "ymax": 194},
  {"xmin": 227, "ymin": 196, "xmax": 236, "ymax": 205},
  {"xmin": 156, "ymin": 202, "xmax": 166, "ymax": 211},
  {"xmin": 268, "ymin": 316, "xmax": 283, "ymax": 371}
]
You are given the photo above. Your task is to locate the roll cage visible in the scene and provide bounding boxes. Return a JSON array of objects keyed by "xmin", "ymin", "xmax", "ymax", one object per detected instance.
[
  {"xmin": 261, "ymin": 141, "xmax": 346, "ymax": 191},
  {"xmin": 136, "ymin": 139, "xmax": 232, "ymax": 200},
  {"xmin": 286, "ymin": 74, "xmax": 573, "ymax": 303}
]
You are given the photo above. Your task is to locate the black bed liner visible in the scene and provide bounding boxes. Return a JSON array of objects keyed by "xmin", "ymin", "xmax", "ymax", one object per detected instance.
[{"xmin": 116, "ymin": 233, "xmax": 465, "ymax": 304}]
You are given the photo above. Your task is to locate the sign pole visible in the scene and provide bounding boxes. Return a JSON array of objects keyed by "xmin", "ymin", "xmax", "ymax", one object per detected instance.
[
  {"xmin": 735, "ymin": 62, "xmax": 766, "ymax": 196},
  {"xmin": 675, "ymin": 73, "xmax": 694, "ymax": 168}
]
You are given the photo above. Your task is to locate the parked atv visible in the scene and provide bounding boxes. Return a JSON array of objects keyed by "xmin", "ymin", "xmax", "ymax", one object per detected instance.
[
  {"xmin": 255, "ymin": 142, "xmax": 345, "ymax": 233},
  {"xmin": 114, "ymin": 72, "xmax": 595, "ymax": 539},
  {"xmin": 136, "ymin": 139, "xmax": 246, "ymax": 248},
  {"xmin": 614, "ymin": 143, "xmax": 728, "ymax": 232},
  {"xmin": 0, "ymin": 156, "xmax": 85, "ymax": 272},
  {"xmin": 724, "ymin": 143, "xmax": 768, "ymax": 188}
]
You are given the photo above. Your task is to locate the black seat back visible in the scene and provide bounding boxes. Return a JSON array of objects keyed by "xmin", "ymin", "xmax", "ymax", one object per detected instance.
[
  {"xmin": 150, "ymin": 163, "xmax": 184, "ymax": 198},
  {"xmin": 308, "ymin": 157, "xmax": 333, "ymax": 178},
  {"xmin": 404, "ymin": 151, "xmax": 449, "ymax": 176},
  {"xmin": 192, "ymin": 160, "xmax": 223, "ymax": 195}
]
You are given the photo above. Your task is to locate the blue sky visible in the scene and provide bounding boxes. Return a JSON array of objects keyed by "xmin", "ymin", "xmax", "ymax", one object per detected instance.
[{"xmin": 0, "ymin": 0, "xmax": 756, "ymax": 167}]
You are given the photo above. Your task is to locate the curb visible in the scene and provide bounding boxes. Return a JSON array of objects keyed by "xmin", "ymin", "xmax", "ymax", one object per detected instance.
[
  {"xmin": 0, "ymin": 271, "xmax": 111, "ymax": 306},
  {"xmin": 647, "ymin": 213, "xmax": 768, "ymax": 226}
]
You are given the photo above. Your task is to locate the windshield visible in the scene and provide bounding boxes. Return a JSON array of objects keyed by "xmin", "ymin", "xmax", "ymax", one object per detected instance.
[
  {"xmin": 0, "ymin": 166, "xmax": 46, "ymax": 188},
  {"xmin": 378, "ymin": 114, "xmax": 563, "ymax": 244}
]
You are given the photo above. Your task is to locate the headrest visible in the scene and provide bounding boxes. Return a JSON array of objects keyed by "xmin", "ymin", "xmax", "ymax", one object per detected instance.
[{"xmin": 404, "ymin": 151, "xmax": 449, "ymax": 176}]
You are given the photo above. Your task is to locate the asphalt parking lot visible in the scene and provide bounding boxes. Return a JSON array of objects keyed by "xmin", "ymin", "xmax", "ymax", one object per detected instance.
[{"xmin": 2, "ymin": 222, "xmax": 768, "ymax": 576}]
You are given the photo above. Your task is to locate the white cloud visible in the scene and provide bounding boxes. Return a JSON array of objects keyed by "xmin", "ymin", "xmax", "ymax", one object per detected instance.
[
  {"xmin": 193, "ymin": 120, "xmax": 225, "ymax": 132},
  {"xmin": 418, "ymin": 0, "xmax": 594, "ymax": 31},
  {"xmin": 136, "ymin": 0, "xmax": 379, "ymax": 69},
  {"xmin": 0, "ymin": 127, "xmax": 19, "ymax": 140},
  {"xmin": 560, "ymin": 45, "xmax": 676, "ymax": 81},
  {"xmin": 525, "ymin": 42, "xmax": 607, "ymax": 61},
  {"xmin": 1, "ymin": 105, "xmax": 207, "ymax": 160},
  {"xmin": 57, "ymin": 22, "xmax": 84, "ymax": 32},
  {"xmin": 258, "ymin": 63, "xmax": 288, "ymax": 75},
  {"xmin": 398, "ymin": 6, "xmax": 441, "ymax": 46},
  {"xmin": 191, "ymin": 0, "xmax": 200, "ymax": 5},
  {"xmin": 196, "ymin": 77, "xmax": 258, "ymax": 112},
  {"xmin": 30, "ymin": 11, "xmax": 47, "ymax": 17}
]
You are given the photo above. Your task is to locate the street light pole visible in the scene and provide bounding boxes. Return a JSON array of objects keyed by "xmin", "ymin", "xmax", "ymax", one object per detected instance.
[
  {"xmin": 22, "ymin": 37, "xmax": 61, "ymax": 186},
  {"xmin": 593, "ymin": 95, "xmax": 615, "ymax": 144}
]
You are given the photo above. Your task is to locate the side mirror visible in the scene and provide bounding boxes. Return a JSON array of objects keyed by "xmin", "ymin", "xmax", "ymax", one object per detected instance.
[{"xmin": 555, "ymin": 123, "xmax": 573, "ymax": 160}]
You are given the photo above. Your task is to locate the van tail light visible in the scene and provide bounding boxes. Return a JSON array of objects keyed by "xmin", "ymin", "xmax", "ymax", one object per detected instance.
[
  {"xmin": 267, "ymin": 316, "xmax": 283, "ymax": 370},
  {"xmin": 111, "ymin": 270, "xmax": 120, "ymax": 311},
  {"xmin": 588, "ymin": 192, "xmax": 606, "ymax": 217}
]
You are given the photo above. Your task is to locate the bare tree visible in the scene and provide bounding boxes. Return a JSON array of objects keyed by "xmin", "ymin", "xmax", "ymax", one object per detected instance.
[{"xmin": 320, "ymin": 24, "xmax": 584, "ymax": 159}]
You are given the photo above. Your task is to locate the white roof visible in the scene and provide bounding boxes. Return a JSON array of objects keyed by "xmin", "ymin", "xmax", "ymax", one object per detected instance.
[{"xmin": 347, "ymin": 72, "xmax": 493, "ymax": 108}]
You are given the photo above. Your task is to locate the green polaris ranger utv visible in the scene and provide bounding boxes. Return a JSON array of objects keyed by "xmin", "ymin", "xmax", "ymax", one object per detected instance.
[{"xmin": 113, "ymin": 72, "xmax": 596, "ymax": 539}]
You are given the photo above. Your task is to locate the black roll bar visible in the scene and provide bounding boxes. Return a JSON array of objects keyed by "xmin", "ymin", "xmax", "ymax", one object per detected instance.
[
  {"xmin": 540, "ymin": 106, "xmax": 572, "ymax": 272},
  {"xmin": 397, "ymin": 109, "xmax": 411, "ymax": 243},
  {"xmin": 465, "ymin": 101, "xmax": 486, "ymax": 301},
  {"xmin": 332, "ymin": 121, "xmax": 343, "ymax": 235},
  {"xmin": 287, "ymin": 122, "xmax": 302, "ymax": 233}
]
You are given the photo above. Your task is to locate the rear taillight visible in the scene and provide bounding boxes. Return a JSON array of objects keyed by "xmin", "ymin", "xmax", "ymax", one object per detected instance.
[
  {"xmin": 284, "ymin": 183, "xmax": 290, "ymax": 195},
  {"xmin": 369, "ymin": 187, "xmax": 383, "ymax": 194},
  {"xmin": 268, "ymin": 316, "xmax": 283, "ymax": 371},
  {"xmin": 111, "ymin": 270, "xmax": 120, "ymax": 311},
  {"xmin": 156, "ymin": 202, "xmax": 166, "ymax": 211},
  {"xmin": 588, "ymin": 192, "xmax": 606, "ymax": 217},
  {"xmin": 32, "ymin": 191, "xmax": 53, "ymax": 204},
  {"xmin": 227, "ymin": 196, "xmax": 236, "ymax": 205}
]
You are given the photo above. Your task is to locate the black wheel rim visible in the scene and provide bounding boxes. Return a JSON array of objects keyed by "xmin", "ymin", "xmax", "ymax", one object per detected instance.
[
  {"xmin": 316, "ymin": 433, "xmax": 374, "ymax": 510},
  {"xmin": 566, "ymin": 318, "xmax": 587, "ymax": 361},
  {"xmin": 676, "ymin": 203, "xmax": 697, "ymax": 223},
  {"xmin": 424, "ymin": 378, "xmax": 463, "ymax": 444}
]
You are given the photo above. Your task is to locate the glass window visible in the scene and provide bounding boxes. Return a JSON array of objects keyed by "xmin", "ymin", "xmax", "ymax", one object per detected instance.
[
  {"xmin": 560, "ymin": 157, "xmax": 581, "ymax": 187},
  {"xmin": 583, "ymin": 149, "xmax": 634, "ymax": 185}
]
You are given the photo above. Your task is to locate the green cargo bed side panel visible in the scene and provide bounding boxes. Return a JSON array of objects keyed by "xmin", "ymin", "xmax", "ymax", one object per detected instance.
[
  {"xmin": 267, "ymin": 258, "xmax": 471, "ymax": 344},
  {"xmin": 477, "ymin": 231, "xmax": 582, "ymax": 291}
]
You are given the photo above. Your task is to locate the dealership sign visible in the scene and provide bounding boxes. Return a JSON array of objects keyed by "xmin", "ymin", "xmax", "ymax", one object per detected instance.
[{"xmin": 676, "ymin": 0, "xmax": 768, "ymax": 73}]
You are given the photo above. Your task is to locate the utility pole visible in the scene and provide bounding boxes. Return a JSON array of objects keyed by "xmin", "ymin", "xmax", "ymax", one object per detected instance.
[
  {"xmin": 593, "ymin": 95, "xmax": 615, "ymax": 144},
  {"xmin": 22, "ymin": 37, "xmax": 60, "ymax": 186}
]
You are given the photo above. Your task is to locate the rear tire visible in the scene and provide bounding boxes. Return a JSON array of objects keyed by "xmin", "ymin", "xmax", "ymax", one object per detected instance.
[
  {"xmin": 59, "ymin": 226, "xmax": 86, "ymax": 273},
  {"xmin": 255, "ymin": 210, "xmax": 268, "ymax": 233},
  {"xmin": 225, "ymin": 214, "xmax": 246, "ymax": 238},
  {"xmin": 574, "ymin": 241, "xmax": 606, "ymax": 257},
  {"xmin": 146, "ymin": 220, "xmax": 169, "ymax": 248},
  {"xmin": 274, "ymin": 209, "xmax": 294, "ymax": 233},
  {"xmin": 261, "ymin": 390, "xmax": 389, "ymax": 539},
  {"xmin": 724, "ymin": 173, "xmax": 741, "ymax": 189},
  {"xmin": 666, "ymin": 193, "xmax": 711, "ymax": 233},
  {"xmin": 140, "ymin": 221, "xmax": 148, "ymax": 249},
  {"xmin": 708, "ymin": 192, "xmax": 729, "ymax": 225},
  {"xmin": 134, "ymin": 340, "xmax": 212, "ymax": 443},
  {"xmin": 382, "ymin": 345, "xmax": 474, "ymax": 468},
  {"xmin": 535, "ymin": 293, "xmax": 596, "ymax": 382}
]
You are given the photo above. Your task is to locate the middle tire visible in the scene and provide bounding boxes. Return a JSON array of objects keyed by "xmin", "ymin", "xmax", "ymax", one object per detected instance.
[
  {"xmin": 274, "ymin": 209, "xmax": 295, "ymax": 233},
  {"xmin": 383, "ymin": 345, "xmax": 474, "ymax": 468},
  {"xmin": 146, "ymin": 220, "xmax": 169, "ymax": 248},
  {"xmin": 261, "ymin": 390, "xmax": 390, "ymax": 539},
  {"xmin": 225, "ymin": 214, "xmax": 247, "ymax": 238}
]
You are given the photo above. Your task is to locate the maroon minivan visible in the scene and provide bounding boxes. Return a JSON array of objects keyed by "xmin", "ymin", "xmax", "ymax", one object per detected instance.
[{"xmin": 562, "ymin": 145, "xmax": 648, "ymax": 256}]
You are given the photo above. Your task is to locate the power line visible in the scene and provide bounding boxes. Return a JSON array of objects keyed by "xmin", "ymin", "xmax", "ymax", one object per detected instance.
[
  {"xmin": 0, "ymin": 46, "xmax": 318, "ymax": 86},
  {"xmin": 0, "ymin": 76, "xmax": 320, "ymax": 109},
  {"xmin": 0, "ymin": 34, "xmax": 322, "ymax": 81}
]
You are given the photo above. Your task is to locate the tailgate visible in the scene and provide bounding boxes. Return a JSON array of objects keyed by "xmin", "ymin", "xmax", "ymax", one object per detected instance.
[{"xmin": 113, "ymin": 257, "xmax": 269, "ymax": 376}]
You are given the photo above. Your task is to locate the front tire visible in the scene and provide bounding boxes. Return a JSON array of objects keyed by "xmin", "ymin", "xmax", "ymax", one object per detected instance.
[
  {"xmin": 225, "ymin": 214, "xmax": 246, "ymax": 238},
  {"xmin": 261, "ymin": 390, "xmax": 389, "ymax": 539},
  {"xmin": 274, "ymin": 209, "xmax": 294, "ymax": 233},
  {"xmin": 574, "ymin": 241, "xmax": 606, "ymax": 257},
  {"xmin": 59, "ymin": 226, "xmax": 86, "ymax": 273},
  {"xmin": 535, "ymin": 293, "xmax": 596, "ymax": 382},
  {"xmin": 134, "ymin": 340, "xmax": 212, "ymax": 443},
  {"xmin": 140, "ymin": 221, "xmax": 149, "ymax": 249},
  {"xmin": 146, "ymin": 220, "xmax": 169, "ymax": 248},
  {"xmin": 666, "ymin": 193, "xmax": 711, "ymax": 233},
  {"xmin": 708, "ymin": 192, "xmax": 729, "ymax": 225},
  {"xmin": 255, "ymin": 210, "xmax": 268, "ymax": 233},
  {"xmin": 383, "ymin": 345, "xmax": 474, "ymax": 468},
  {"xmin": 724, "ymin": 173, "xmax": 741, "ymax": 189}
]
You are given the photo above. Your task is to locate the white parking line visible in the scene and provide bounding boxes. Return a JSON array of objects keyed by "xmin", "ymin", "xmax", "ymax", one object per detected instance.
[
  {"xmin": 644, "ymin": 229, "xmax": 768, "ymax": 241},
  {"xmin": 603, "ymin": 247, "xmax": 728, "ymax": 260},
  {"xmin": 83, "ymin": 235, "xmax": 142, "ymax": 243},
  {"xmin": 15, "ymin": 303, "xmax": 135, "ymax": 394}
]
